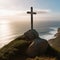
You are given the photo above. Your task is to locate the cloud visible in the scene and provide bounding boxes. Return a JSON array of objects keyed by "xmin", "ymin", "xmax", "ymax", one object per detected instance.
[
  {"xmin": 35, "ymin": 9, "xmax": 51, "ymax": 14},
  {"xmin": 0, "ymin": 0, "xmax": 37, "ymax": 10},
  {"xmin": 0, "ymin": 0, "xmax": 19, "ymax": 9}
]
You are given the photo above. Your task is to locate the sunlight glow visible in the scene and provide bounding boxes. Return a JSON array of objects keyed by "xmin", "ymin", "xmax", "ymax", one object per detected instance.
[
  {"xmin": 0, "ymin": 19, "xmax": 11, "ymax": 23},
  {"xmin": 0, "ymin": 9, "xmax": 16, "ymax": 16},
  {"xmin": 0, "ymin": 23, "xmax": 17, "ymax": 48}
]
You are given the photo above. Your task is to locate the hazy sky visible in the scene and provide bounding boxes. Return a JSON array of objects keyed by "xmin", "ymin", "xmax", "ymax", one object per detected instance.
[
  {"xmin": 0, "ymin": 0, "xmax": 60, "ymax": 21},
  {"xmin": 0, "ymin": 0, "xmax": 60, "ymax": 11}
]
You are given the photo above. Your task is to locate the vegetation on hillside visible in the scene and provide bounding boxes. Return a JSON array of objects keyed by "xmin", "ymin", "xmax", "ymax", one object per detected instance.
[{"xmin": 0, "ymin": 40, "xmax": 30, "ymax": 60}]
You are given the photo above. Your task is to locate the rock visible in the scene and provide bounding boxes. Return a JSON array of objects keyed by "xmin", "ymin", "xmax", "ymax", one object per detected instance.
[
  {"xmin": 14, "ymin": 29, "xmax": 49, "ymax": 57},
  {"xmin": 15, "ymin": 29, "xmax": 39, "ymax": 41},
  {"xmin": 24, "ymin": 29, "xmax": 39, "ymax": 40},
  {"xmin": 55, "ymin": 28, "xmax": 60, "ymax": 37},
  {"xmin": 26, "ymin": 38, "xmax": 48, "ymax": 57},
  {"xmin": 58, "ymin": 28, "xmax": 60, "ymax": 32}
]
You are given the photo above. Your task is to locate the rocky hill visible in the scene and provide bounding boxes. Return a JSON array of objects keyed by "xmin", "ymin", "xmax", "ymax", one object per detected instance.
[
  {"xmin": 0, "ymin": 29, "xmax": 49, "ymax": 60},
  {"xmin": 0, "ymin": 29, "xmax": 60, "ymax": 60}
]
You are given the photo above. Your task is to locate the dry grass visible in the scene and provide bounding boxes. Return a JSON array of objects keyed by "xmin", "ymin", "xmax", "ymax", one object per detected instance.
[{"xmin": 26, "ymin": 56, "xmax": 56, "ymax": 60}]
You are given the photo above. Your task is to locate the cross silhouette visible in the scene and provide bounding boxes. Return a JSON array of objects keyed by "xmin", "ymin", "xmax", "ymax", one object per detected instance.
[{"xmin": 27, "ymin": 7, "xmax": 36, "ymax": 30}]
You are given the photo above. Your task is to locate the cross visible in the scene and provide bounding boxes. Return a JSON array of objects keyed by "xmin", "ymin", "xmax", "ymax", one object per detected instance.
[{"xmin": 27, "ymin": 7, "xmax": 36, "ymax": 30}]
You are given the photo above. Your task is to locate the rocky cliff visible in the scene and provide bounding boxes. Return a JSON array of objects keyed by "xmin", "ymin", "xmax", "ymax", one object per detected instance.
[
  {"xmin": 49, "ymin": 28, "xmax": 60, "ymax": 59},
  {"xmin": 49, "ymin": 28, "xmax": 60, "ymax": 52}
]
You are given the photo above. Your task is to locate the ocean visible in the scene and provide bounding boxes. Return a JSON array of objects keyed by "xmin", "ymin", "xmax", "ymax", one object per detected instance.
[{"xmin": 0, "ymin": 20, "xmax": 60, "ymax": 48}]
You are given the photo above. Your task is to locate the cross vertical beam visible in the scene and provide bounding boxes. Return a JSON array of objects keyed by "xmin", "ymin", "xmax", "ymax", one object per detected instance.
[
  {"xmin": 27, "ymin": 7, "xmax": 36, "ymax": 30},
  {"xmin": 31, "ymin": 7, "xmax": 33, "ymax": 30}
]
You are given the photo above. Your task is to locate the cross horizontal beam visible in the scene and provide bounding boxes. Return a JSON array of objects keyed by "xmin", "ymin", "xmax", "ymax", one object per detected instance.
[{"xmin": 27, "ymin": 12, "xmax": 36, "ymax": 14}]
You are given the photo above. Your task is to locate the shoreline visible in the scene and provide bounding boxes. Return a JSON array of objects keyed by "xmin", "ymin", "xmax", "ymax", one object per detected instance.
[{"xmin": 40, "ymin": 27, "xmax": 58, "ymax": 40}]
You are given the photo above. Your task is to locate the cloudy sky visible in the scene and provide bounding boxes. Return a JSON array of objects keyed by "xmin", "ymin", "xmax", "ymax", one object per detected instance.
[{"xmin": 0, "ymin": 0, "xmax": 60, "ymax": 22}]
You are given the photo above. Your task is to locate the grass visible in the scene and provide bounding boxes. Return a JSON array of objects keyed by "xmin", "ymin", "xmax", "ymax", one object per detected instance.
[{"xmin": 0, "ymin": 39, "xmax": 30, "ymax": 60}]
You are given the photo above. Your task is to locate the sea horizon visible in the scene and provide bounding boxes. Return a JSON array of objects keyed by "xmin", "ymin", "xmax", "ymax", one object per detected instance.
[{"xmin": 0, "ymin": 20, "xmax": 60, "ymax": 48}]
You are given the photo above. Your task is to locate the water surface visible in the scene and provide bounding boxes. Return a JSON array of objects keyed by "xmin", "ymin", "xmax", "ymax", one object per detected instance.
[{"xmin": 0, "ymin": 20, "xmax": 60, "ymax": 48}]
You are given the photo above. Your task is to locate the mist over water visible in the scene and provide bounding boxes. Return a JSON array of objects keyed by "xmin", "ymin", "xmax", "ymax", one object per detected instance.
[{"xmin": 0, "ymin": 20, "xmax": 60, "ymax": 48}]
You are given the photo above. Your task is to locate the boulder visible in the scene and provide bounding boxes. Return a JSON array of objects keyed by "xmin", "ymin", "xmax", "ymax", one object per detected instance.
[
  {"xmin": 15, "ymin": 29, "xmax": 39, "ymax": 41},
  {"xmin": 26, "ymin": 38, "xmax": 48, "ymax": 57},
  {"xmin": 24, "ymin": 29, "xmax": 39, "ymax": 40}
]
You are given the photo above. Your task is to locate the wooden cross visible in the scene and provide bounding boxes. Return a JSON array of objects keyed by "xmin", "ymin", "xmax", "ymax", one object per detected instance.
[{"xmin": 27, "ymin": 7, "xmax": 36, "ymax": 30}]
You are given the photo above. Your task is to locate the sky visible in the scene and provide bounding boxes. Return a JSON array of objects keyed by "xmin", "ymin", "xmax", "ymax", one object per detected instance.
[{"xmin": 0, "ymin": 0, "xmax": 60, "ymax": 22}]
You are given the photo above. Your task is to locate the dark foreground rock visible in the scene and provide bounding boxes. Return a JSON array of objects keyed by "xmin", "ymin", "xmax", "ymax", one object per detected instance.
[
  {"xmin": 26, "ymin": 38, "xmax": 48, "ymax": 57},
  {"xmin": 23, "ymin": 29, "xmax": 48, "ymax": 57},
  {"xmin": 0, "ymin": 29, "xmax": 49, "ymax": 60}
]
